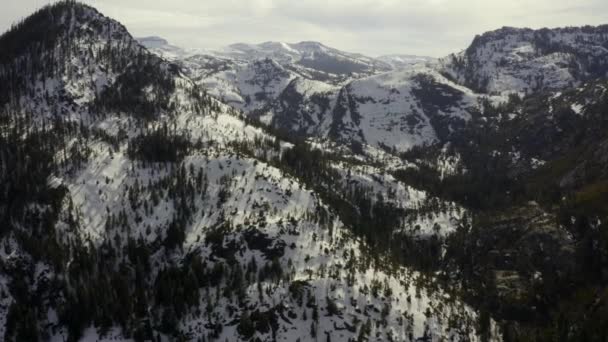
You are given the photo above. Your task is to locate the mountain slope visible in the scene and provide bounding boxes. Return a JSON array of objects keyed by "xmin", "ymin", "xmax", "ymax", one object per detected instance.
[
  {"xmin": 211, "ymin": 41, "xmax": 391, "ymax": 79},
  {"xmin": 327, "ymin": 67, "xmax": 480, "ymax": 151},
  {"xmin": 440, "ymin": 25, "xmax": 608, "ymax": 94},
  {"xmin": 0, "ymin": 2, "xmax": 499, "ymax": 341},
  {"xmin": 394, "ymin": 75, "xmax": 608, "ymax": 340},
  {"xmin": 137, "ymin": 22, "xmax": 608, "ymax": 342},
  {"xmin": 145, "ymin": 39, "xmax": 491, "ymax": 154},
  {"xmin": 6, "ymin": 3, "xmax": 607, "ymax": 341}
]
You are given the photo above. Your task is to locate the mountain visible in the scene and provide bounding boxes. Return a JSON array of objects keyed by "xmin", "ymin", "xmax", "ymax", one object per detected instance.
[
  {"xmin": 138, "ymin": 36, "xmax": 171, "ymax": 49},
  {"xmin": 145, "ymin": 23, "xmax": 608, "ymax": 340},
  {"xmin": 140, "ymin": 38, "xmax": 394, "ymax": 82},
  {"xmin": 137, "ymin": 35, "xmax": 189, "ymax": 60},
  {"xmin": 220, "ymin": 41, "xmax": 392, "ymax": 77},
  {"xmin": 145, "ymin": 39, "xmax": 486, "ymax": 153},
  {"xmin": 395, "ymin": 57, "xmax": 608, "ymax": 341},
  {"xmin": 440, "ymin": 25, "xmax": 608, "ymax": 94},
  {"xmin": 0, "ymin": 2, "xmax": 499, "ymax": 341},
  {"xmin": 325, "ymin": 67, "xmax": 480, "ymax": 151},
  {"xmin": 377, "ymin": 55, "xmax": 436, "ymax": 69},
  {"xmin": 3, "ymin": 1, "xmax": 608, "ymax": 341}
]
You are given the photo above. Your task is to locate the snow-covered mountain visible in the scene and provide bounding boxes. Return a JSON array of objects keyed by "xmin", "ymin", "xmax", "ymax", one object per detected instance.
[
  {"xmin": 377, "ymin": 55, "xmax": 436, "ymax": 69},
  {"xmin": 137, "ymin": 25, "xmax": 608, "ymax": 341},
  {"xmin": 3, "ymin": 2, "xmax": 608, "ymax": 341},
  {"xmin": 143, "ymin": 38, "xmax": 479, "ymax": 153},
  {"xmin": 137, "ymin": 35, "xmax": 190, "ymax": 60},
  {"xmin": 0, "ymin": 2, "xmax": 501, "ymax": 341},
  {"xmin": 326, "ymin": 67, "xmax": 481, "ymax": 151},
  {"xmin": 223, "ymin": 41, "xmax": 392, "ymax": 76},
  {"xmin": 155, "ymin": 25, "xmax": 608, "ymax": 156},
  {"xmin": 138, "ymin": 38, "xmax": 395, "ymax": 81},
  {"xmin": 440, "ymin": 25, "xmax": 608, "ymax": 94}
]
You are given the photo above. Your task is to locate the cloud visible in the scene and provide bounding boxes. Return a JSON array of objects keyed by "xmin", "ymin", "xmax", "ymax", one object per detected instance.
[{"xmin": 1, "ymin": 0, "xmax": 606, "ymax": 57}]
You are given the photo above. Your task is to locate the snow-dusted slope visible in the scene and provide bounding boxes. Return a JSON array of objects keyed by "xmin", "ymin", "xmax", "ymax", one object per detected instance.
[
  {"xmin": 220, "ymin": 41, "xmax": 392, "ymax": 78},
  {"xmin": 51, "ymin": 127, "xmax": 494, "ymax": 341},
  {"xmin": 190, "ymin": 57, "xmax": 298, "ymax": 112},
  {"xmin": 0, "ymin": 2, "xmax": 501, "ymax": 341},
  {"xmin": 329, "ymin": 66, "xmax": 481, "ymax": 151},
  {"xmin": 0, "ymin": 2, "xmax": 145, "ymax": 125},
  {"xmin": 144, "ymin": 25, "xmax": 608, "ymax": 154},
  {"xmin": 440, "ymin": 25, "xmax": 608, "ymax": 94},
  {"xmin": 142, "ymin": 38, "xmax": 392, "ymax": 83}
]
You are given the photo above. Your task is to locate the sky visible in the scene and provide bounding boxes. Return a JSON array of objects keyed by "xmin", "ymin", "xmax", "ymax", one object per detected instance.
[{"xmin": 1, "ymin": 0, "xmax": 607, "ymax": 57}]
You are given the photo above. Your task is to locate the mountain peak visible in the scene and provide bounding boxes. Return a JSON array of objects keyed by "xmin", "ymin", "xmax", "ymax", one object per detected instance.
[
  {"xmin": 377, "ymin": 54, "xmax": 436, "ymax": 69},
  {"xmin": 441, "ymin": 24, "xmax": 608, "ymax": 94},
  {"xmin": 137, "ymin": 36, "xmax": 169, "ymax": 48},
  {"xmin": 0, "ymin": 0, "xmax": 114, "ymax": 63},
  {"xmin": 227, "ymin": 41, "xmax": 332, "ymax": 55},
  {"xmin": 136, "ymin": 36, "xmax": 189, "ymax": 60},
  {"xmin": 291, "ymin": 41, "xmax": 328, "ymax": 51}
]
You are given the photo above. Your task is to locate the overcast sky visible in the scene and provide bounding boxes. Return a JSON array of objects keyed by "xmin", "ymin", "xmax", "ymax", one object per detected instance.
[{"xmin": 1, "ymin": 0, "xmax": 607, "ymax": 57}]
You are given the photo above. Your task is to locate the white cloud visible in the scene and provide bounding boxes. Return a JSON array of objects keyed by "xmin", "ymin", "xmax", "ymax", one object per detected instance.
[{"xmin": 1, "ymin": 0, "xmax": 606, "ymax": 57}]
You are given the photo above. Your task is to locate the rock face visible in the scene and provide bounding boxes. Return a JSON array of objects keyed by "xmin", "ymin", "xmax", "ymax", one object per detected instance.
[
  {"xmin": 440, "ymin": 26, "xmax": 608, "ymax": 94},
  {"xmin": 139, "ymin": 21, "xmax": 608, "ymax": 342}
]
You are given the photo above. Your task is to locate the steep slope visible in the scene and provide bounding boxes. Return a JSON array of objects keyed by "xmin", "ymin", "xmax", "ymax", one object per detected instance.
[
  {"xmin": 440, "ymin": 25, "xmax": 608, "ymax": 94},
  {"xmin": 0, "ymin": 2, "xmax": 500, "ymax": 341},
  {"xmin": 394, "ymin": 77, "xmax": 608, "ymax": 340},
  {"xmin": 328, "ymin": 67, "xmax": 481, "ymax": 152},
  {"xmin": 186, "ymin": 57, "xmax": 298, "ymax": 112},
  {"xmin": 243, "ymin": 65, "xmax": 485, "ymax": 153},
  {"xmin": 138, "ymin": 22, "xmax": 608, "ymax": 342},
  {"xmin": 0, "ymin": 0, "xmax": 145, "ymax": 122}
]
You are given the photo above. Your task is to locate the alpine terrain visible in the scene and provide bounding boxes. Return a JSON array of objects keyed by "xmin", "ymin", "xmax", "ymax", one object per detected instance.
[{"xmin": 0, "ymin": 1, "xmax": 607, "ymax": 341}]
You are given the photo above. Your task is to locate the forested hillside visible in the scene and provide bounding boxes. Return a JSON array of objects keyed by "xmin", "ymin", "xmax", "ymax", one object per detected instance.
[
  {"xmin": 2, "ymin": 1, "xmax": 608, "ymax": 341},
  {"xmin": 0, "ymin": 2, "xmax": 502, "ymax": 341}
]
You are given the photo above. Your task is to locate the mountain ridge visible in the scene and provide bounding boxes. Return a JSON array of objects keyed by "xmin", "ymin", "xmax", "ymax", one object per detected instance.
[
  {"xmin": 0, "ymin": 2, "xmax": 501, "ymax": 341},
  {"xmin": 142, "ymin": 37, "xmax": 485, "ymax": 153},
  {"xmin": 1, "ymin": 2, "xmax": 608, "ymax": 341},
  {"xmin": 149, "ymin": 21, "xmax": 608, "ymax": 341},
  {"xmin": 440, "ymin": 24, "xmax": 608, "ymax": 94}
]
